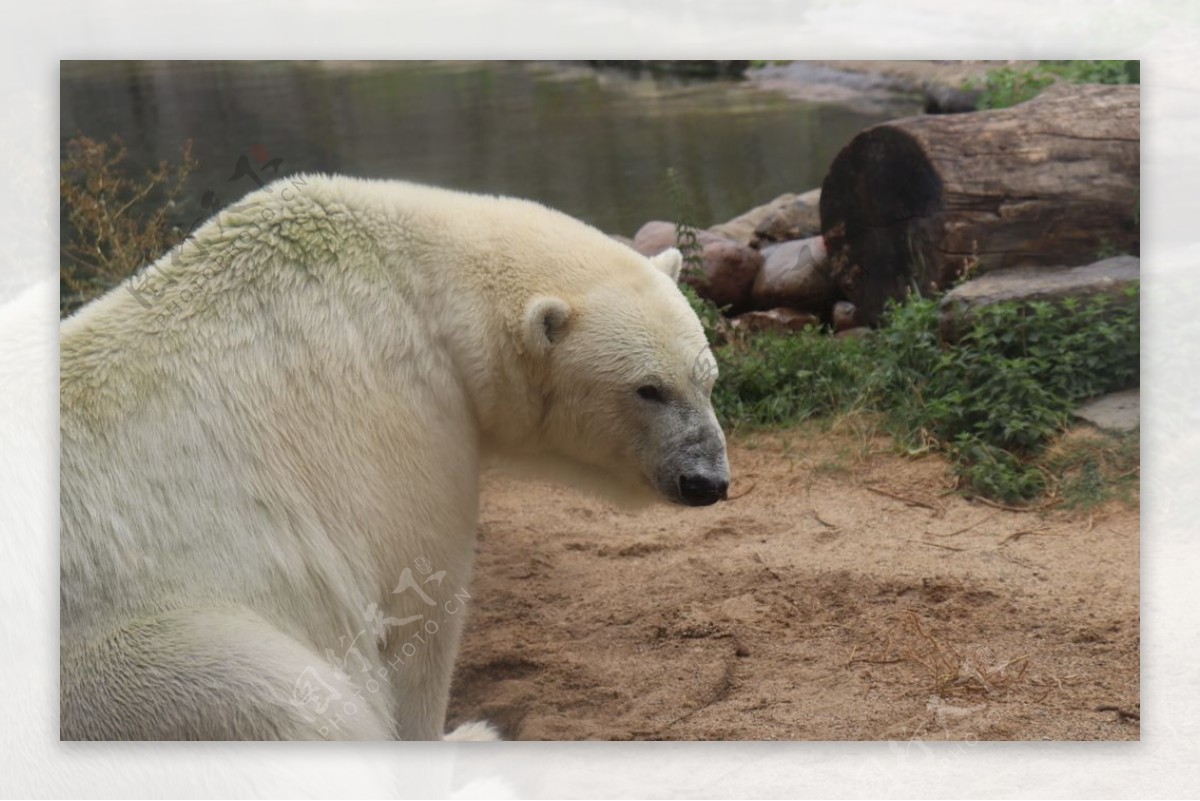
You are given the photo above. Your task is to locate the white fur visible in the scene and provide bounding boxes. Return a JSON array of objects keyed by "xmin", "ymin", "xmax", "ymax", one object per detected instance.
[
  {"xmin": 60, "ymin": 175, "xmax": 726, "ymax": 740},
  {"xmin": 444, "ymin": 720, "xmax": 502, "ymax": 742}
]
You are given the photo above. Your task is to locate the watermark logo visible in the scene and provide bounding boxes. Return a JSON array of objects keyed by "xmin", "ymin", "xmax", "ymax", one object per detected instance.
[
  {"xmin": 231, "ymin": 145, "xmax": 283, "ymax": 188},
  {"xmin": 291, "ymin": 666, "xmax": 343, "ymax": 716},
  {"xmin": 289, "ymin": 557, "xmax": 471, "ymax": 737},
  {"xmin": 689, "ymin": 344, "xmax": 719, "ymax": 390}
]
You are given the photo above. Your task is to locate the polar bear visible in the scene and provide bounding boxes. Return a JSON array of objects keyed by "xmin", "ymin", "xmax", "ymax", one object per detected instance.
[{"xmin": 60, "ymin": 175, "xmax": 730, "ymax": 741}]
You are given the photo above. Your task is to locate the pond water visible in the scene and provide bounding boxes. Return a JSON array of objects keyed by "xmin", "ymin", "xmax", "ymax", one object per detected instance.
[{"xmin": 60, "ymin": 60, "xmax": 914, "ymax": 238}]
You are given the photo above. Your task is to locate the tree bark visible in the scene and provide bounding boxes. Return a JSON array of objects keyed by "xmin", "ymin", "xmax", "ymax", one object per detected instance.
[{"xmin": 819, "ymin": 83, "xmax": 1140, "ymax": 325}]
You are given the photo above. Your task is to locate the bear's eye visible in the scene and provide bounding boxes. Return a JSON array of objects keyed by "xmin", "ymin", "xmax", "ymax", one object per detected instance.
[{"xmin": 636, "ymin": 384, "xmax": 666, "ymax": 403}]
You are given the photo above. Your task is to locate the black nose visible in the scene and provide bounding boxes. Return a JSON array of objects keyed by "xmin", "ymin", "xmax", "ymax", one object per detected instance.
[{"xmin": 678, "ymin": 474, "xmax": 729, "ymax": 507}]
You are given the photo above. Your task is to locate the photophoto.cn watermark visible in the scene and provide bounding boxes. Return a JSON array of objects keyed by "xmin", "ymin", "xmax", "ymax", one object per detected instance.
[{"xmin": 288, "ymin": 556, "xmax": 471, "ymax": 736}]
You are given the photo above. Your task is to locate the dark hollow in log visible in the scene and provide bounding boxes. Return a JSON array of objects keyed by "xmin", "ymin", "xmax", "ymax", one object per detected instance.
[{"xmin": 820, "ymin": 84, "xmax": 1140, "ymax": 325}]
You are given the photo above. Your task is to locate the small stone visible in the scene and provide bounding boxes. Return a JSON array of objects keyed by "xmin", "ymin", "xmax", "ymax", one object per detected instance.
[
  {"xmin": 732, "ymin": 308, "xmax": 820, "ymax": 335},
  {"xmin": 831, "ymin": 300, "xmax": 859, "ymax": 332},
  {"xmin": 735, "ymin": 645, "xmax": 751, "ymax": 658}
]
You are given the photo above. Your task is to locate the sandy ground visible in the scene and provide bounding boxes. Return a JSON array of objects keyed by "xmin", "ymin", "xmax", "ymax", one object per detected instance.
[{"xmin": 446, "ymin": 422, "xmax": 1139, "ymax": 741}]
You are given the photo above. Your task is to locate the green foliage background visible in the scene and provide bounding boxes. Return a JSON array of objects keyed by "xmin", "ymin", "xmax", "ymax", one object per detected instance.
[
  {"xmin": 682, "ymin": 285, "xmax": 1140, "ymax": 504},
  {"xmin": 969, "ymin": 60, "xmax": 1140, "ymax": 109}
]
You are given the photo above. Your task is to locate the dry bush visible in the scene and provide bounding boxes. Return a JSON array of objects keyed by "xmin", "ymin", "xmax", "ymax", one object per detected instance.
[{"xmin": 60, "ymin": 134, "xmax": 198, "ymax": 315}]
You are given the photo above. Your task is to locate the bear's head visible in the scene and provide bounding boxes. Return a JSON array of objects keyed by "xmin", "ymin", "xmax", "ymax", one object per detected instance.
[{"xmin": 516, "ymin": 247, "xmax": 730, "ymax": 508}]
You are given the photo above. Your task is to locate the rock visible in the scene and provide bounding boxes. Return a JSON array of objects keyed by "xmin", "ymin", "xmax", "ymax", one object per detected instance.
[
  {"xmin": 710, "ymin": 193, "xmax": 800, "ymax": 247},
  {"xmin": 731, "ymin": 307, "xmax": 820, "ymax": 335},
  {"xmin": 757, "ymin": 242, "xmax": 783, "ymax": 262},
  {"xmin": 938, "ymin": 256, "xmax": 1140, "ymax": 340},
  {"xmin": 1073, "ymin": 389, "xmax": 1139, "ymax": 432},
  {"xmin": 752, "ymin": 199, "xmax": 821, "ymax": 246},
  {"xmin": 831, "ymin": 300, "xmax": 859, "ymax": 332},
  {"xmin": 687, "ymin": 240, "xmax": 763, "ymax": 311},
  {"xmin": 834, "ymin": 326, "xmax": 872, "ymax": 341},
  {"xmin": 923, "ymin": 83, "xmax": 982, "ymax": 114},
  {"xmin": 632, "ymin": 220, "xmax": 726, "ymax": 257},
  {"xmin": 634, "ymin": 221, "xmax": 762, "ymax": 311},
  {"xmin": 797, "ymin": 188, "xmax": 821, "ymax": 207},
  {"xmin": 750, "ymin": 236, "xmax": 834, "ymax": 311}
]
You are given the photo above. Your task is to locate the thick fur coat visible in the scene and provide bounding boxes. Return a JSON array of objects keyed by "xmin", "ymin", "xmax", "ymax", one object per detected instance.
[{"xmin": 60, "ymin": 175, "xmax": 728, "ymax": 740}]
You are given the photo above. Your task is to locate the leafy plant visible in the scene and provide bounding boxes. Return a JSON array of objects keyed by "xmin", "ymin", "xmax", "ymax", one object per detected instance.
[
  {"xmin": 680, "ymin": 282, "xmax": 728, "ymax": 348},
  {"xmin": 689, "ymin": 285, "xmax": 1139, "ymax": 505},
  {"xmin": 968, "ymin": 60, "xmax": 1139, "ymax": 109},
  {"xmin": 711, "ymin": 325, "xmax": 874, "ymax": 426},
  {"xmin": 664, "ymin": 166, "xmax": 706, "ymax": 281},
  {"xmin": 970, "ymin": 67, "xmax": 1056, "ymax": 110},
  {"xmin": 876, "ymin": 290, "xmax": 1137, "ymax": 501},
  {"xmin": 1040, "ymin": 60, "xmax": 1139, "ymax": 86}
]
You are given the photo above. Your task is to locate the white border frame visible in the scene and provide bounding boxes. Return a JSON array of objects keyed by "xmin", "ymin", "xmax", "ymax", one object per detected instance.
[{"xmin": 4, "ymin": 1, "xmax": 1198, "ymax": 796}]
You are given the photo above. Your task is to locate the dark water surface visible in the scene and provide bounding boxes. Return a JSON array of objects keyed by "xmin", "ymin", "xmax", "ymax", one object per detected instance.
[{"xmin": 60, "ymin": 60, "xmax": 907, "ymax": 237}]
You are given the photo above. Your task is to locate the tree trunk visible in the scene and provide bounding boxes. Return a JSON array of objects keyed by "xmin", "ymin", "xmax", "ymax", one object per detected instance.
[{"xmin": 819, "ymin": 83, "xmax": 1140, "ymax": 325}]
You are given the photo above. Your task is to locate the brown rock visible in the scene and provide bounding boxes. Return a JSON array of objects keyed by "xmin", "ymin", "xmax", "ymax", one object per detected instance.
[
  {"xmin": 632, "ymin": 221, "xmax": 728, "ymax": 257},
  {"xmin": 709, "ymin": 193, "xmax": 800, "ymax": 247},
  {"xmin": 633, "ymin": 221, "xmax": 763, "ymax": 310},
  {"xmin": 832, "ymin": 300, "xmax": 860, "ymax": 332},
  {"xmin": 686, "ymin": 240, "xmax": 763, "ymax": 311},
  {"xmin": 753, "ymin": 199, "xmax": 821, "ymax": 246},
  {"xmin": 732, "ymin": 307, "xmax": 821, "ymax": 335},
  {"xmin": 750, "ymin": 236, "xmax": 833, "ymax": 311}
]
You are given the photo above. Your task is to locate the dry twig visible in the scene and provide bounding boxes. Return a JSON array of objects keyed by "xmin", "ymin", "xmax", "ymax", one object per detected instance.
[{"xmin": 868, "ymin": 485, "xmax": 946, "ymax": 517}]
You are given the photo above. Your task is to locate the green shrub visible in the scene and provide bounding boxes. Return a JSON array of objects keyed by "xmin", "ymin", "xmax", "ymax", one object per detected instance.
[
  {"xmin": 971, "ymin": 67, "xmax": 1056, "ymax": 110},
  {"xmin": 872, "ymin": 290, "xmax": 1138, "ymax": 502},
  {"xmin": 687, "ymin": 286, "xmax": 1139, "ymax": 504},
  {"xmin": 969, "ymin": 60, "xmax": 1139, "ymax": 109},
  {"xmin": 1041, "ymin": 60, "xmax": 1139, "ymax": 86},
  {"xmin": 712, "ymin": 326, "xmax": 874, "ymax": 426}
]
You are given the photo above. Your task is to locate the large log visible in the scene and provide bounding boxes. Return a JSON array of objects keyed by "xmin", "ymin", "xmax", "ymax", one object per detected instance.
[{"xmin": 819, "ymin": 83, "xmax": 1140, "ymax": 325}]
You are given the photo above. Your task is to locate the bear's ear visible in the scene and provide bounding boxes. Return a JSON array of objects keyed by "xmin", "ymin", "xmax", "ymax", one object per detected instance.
[
  {"xmin": 650, "ymin": 248, "xmax": 684, "ymax": 282},
  {"xmin": 523, "ymin": 296, "xmax": 572, "ymax": 352}
]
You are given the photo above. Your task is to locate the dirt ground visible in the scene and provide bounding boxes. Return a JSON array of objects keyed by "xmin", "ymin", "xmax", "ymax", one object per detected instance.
[{"xmin": 446, "ymin": 422, "xmax": 1139, "ymax": 741}]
